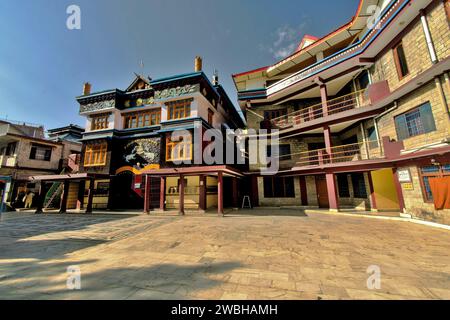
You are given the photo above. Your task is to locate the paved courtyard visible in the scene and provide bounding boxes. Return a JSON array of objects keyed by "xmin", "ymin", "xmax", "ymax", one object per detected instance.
[{"xmin": 0, "ymin": 210, "xmax": 449, "ymax": 300}]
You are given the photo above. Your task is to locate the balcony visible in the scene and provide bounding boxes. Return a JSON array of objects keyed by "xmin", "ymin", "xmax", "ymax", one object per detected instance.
[
  {"xmin": 0, "ymin": 155, "xmax": 17, "ymax": 168},
  {"xmin": 271, "ymin": 90, "xmax": 370, "ymax": 129},
  {"xmin": 291, "ymin": 140, "xmax": 384, "ymax": 169}
]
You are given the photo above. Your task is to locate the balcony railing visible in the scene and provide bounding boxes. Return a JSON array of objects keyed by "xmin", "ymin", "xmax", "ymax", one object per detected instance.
[
  {"xmin": 271, "ymin": 89, "xmax": 369, "ymax": 129},
  {"xmin": 281, "ymin": 140, "xmax": 384, "ymax": 168}
]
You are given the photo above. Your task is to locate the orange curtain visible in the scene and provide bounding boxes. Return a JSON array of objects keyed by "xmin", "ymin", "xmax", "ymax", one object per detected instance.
[{"xmin": 429, "ymin": 177, "xmax": 450, "ymax": 210}]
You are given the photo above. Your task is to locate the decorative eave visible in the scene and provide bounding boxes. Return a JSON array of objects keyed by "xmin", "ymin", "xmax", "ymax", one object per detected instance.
[{"xmin": 236, "ymin": 0, "xmax": 426, "ymax": 103}]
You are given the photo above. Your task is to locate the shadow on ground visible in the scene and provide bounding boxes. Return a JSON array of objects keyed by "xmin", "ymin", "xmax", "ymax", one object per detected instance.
[{"xmin": 0, "ymin": 258, "xmax": 242, "ymax": 300}]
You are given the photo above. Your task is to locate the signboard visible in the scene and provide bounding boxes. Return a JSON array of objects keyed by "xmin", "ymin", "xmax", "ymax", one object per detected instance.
[
  {"xmin": 402, "ymin": 183, "xmax": 414, "ymax": 191},
  {"xmin": 397, "ymin": 168, "xmax": 412, "ymax": 183},
  {"xmin": 134, "ymin": 183, "xmax": 141, "ymax": 189}
]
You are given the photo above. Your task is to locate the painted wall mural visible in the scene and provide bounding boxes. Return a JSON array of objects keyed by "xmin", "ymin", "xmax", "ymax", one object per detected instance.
[{"xmin": 122, "ymin": 138, "xmax": 160, "ymax": 168}]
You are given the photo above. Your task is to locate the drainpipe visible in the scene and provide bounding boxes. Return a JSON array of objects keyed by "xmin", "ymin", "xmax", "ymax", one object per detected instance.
[
  {"xmin": 420, "ymin": 9, "xmax": 438, "ymax": 64},
  {"xmin": 374, "ymin": 101, "xmax": 399, "ymax": 155}
]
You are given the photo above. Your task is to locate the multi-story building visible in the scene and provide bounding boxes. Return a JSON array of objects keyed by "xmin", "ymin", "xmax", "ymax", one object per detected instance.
[
  {"xmin": 233, "ymin": 0, "xmax": 450, "ymax": 224},
  {"xmin": 0, "ymin": 121, "xmax": 82, "ymax": 209},
  {"xmin": 31, "ymin": 58, "xmax": 246, "ymax": 214}
]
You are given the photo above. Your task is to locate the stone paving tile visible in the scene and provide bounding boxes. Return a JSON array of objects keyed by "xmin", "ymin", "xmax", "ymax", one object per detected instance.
[{"xmin": 0, "ymin": 211, "xmax": 449, "ymax": 300}]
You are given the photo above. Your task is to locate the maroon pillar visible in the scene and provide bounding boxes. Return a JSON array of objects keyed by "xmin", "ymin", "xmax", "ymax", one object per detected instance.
[
  {"xmin": 218, "ymin": 172, "xmax": 224, "ymax": 216},
  {"xmin": 299, "ymin": 176, "xmax": 308, "ymax": 206},
  {"xmin": 323, "ymin": 125, "xmax": 333, "ymax": 163},
  {"xmin": 143, "ymin": 175, "xmax": 151, "ymax": 214},
  {"xmin": 59, "ymin": 180, "xmax": 70, "ymax": 214},
  {"xmin": 199, "ymin": 175, "xmax": 206, "ymax": 211},
  {"xmin": 320, "ymin": 84, "xmax": 329, "ymax": 117},
  {"xmin": 35, "ymin": 182, "xmax": 48, "ymax": 214},
  {"xmin": 179, "ymin": 175, "xmax": 185, "ymax": 216},
  {"xmin": 392, "ymin": 168, "xmax": 406, "ymax": 213},
  {"xmin": 367, "ymin": 172, "xmax": 378, "ymax": 211},
  {"xmin": 160, "ymin": 177, "xmax": 166, "ymax": 211},
  {"xmin": 326, "ymin": 173, "xmax": 339, "ymax": 211},
  {"xmin": 86, "ymin": 178, "xmax": 95, "ymax": 214}
]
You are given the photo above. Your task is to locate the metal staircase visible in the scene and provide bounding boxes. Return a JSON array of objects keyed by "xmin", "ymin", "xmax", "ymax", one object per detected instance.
[{"xmin": 43, "ymin": 169, "xmax": 66, "ymax": 209}]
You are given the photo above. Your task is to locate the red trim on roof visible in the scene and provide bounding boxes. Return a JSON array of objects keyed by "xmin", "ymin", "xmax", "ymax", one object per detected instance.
[{"xmin": 232, "ymin": 66, "xmax": 270, "ymax": 79}]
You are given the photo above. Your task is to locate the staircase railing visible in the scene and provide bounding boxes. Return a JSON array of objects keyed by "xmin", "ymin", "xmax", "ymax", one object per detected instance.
[{"xmin": 43, "ymin": 168, "xmax": 66, "ymax": 209}]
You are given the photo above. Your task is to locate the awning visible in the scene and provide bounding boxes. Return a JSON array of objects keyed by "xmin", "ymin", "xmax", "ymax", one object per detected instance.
[
  {"xmin": 142, "ymin": 165, "xmax": 244, "ymax": 178},
  {"xmin": 29, "ymin": 173, "xmax": 110, "ymax": 182}
]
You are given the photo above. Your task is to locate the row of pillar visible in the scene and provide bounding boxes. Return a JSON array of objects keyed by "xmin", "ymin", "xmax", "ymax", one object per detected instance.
[{"xmin": 144, "ymin": 172, "xmax": 232, "ymax": 216}]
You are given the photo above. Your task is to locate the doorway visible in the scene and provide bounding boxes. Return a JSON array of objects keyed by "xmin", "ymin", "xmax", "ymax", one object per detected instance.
[{"xmin": 315, "ymin": 175, "xmax": 330, "ymax": 208}]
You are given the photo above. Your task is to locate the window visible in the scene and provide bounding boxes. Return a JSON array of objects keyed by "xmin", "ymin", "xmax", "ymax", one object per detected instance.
[
  {"xmin": 419, "ymin": 164, "xmax": 450, "ymax": 202},
  {"xmin": 263, "ymin": 177, "xmax": 295, "ymax": 198},
  {"xmin": 166, "ymin": 134, "xmax": 192, "ymax": 161},
  {"xmin": 337, "ymin": 174, "xmax": 350, "ymax": 198},
  {"xmin": 84, "ymin": 143, "xmax": 107, "ymax": 167},
  {"xmin": 367, "ymin": 127, "xmax": 379, "ymax": 148},
  {"xmin": 123, "ymin": 109, "xmax": 161, "ymax": 129},
  {"xmin": 351, "ymin": 173, "xmax": 367, "ymax": 198},
  {"xmin": 29, "ymin": 144, "xmax": 52, "ymax": 161},
  {"xmin": 167, "ymin": 99, "xmax": 192, "ymax": 120},
  {"xmin": 395, "ymin": 102, "xmax": 436, "ymax": 140},
  {"xmin": 5, "ymin": 142, "xmax": 17, "ymax": 156},
  {"xmin": 91, "ymin": 114, "xmax": 109, "ymax": 130},
  {"xmin": 393, "ymin": 42, "xmax": 409, "ymax": 79},
  {"xmin": 264, "ymin": 109, "xmax": 287, "ymax": 120},
  {"xmin": 208, "ymin": 109, "xmax": 214, "ymax": 126},
  {"xmin": 267, "ymin": 144, "xmax": 292, "ymax": 161}
]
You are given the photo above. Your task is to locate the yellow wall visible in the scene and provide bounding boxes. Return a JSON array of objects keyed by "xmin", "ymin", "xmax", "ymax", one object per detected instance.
[{"xmin": 371, "ymin": 169, "xmax": 400, "ymax": 211}]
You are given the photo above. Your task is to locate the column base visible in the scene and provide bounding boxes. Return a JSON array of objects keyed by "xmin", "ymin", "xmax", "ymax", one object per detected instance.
[{"xmin": 328, "ymin": 208, "xmax": 340, "ymax": 213}]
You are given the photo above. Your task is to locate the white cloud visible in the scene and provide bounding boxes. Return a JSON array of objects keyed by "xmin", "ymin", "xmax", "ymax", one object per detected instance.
[{"xmin": 265, "ymin": 22, "xmax": 309, "ymax": 59}]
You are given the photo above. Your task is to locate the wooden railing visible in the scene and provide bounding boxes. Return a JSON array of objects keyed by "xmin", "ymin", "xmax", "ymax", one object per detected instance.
[
  {"xmin": 280, "ymin": 140, "xmax": 384, "ymax": 168},
  {"xmin": 271, "ymin": 90, "xmax": 369, "ymax": 129}
]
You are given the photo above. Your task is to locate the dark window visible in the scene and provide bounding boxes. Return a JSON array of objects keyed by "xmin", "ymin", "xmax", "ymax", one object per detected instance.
[
  {"xmin": 208, "ymin": 109, "xmax": 214, "ymax": 126},
  {"xmin": 351, "ymin": 173, "xmax": 367, "ymax": 198},
  {"xmin": 263, "ymin": 177, "xmax": 295, "ymax": 198},
  {"xmin": 337, "ymin": 174, "xmax": 350, "ymax": 198},
  {"xmin": 29, "ymin": 145, "xmax": 52, "ymax": 161},
  {"xmin": 395, "ymin": 102, "xmax": 436, "ymax": 140},
  {"xmin": 267, "ymin": 144, "xmax": 291, "ymax": 161},
  {"xmin": 357, "ymin": 71, "xmax": 370, "ymax": 90},
  {"xmin": 367, "ymin": 127, "xmax": 379, "ymax": 148},
  {"xmin": 5, "ymin": 142, "xmax": 17, "ymax": 156},
  {"xmin": 393, "ymin": 42, "xmax": 409, "ymax": 79},
  {"xmin": 264, "ymin": 109, "xmax": 287, "ymax": 120}
]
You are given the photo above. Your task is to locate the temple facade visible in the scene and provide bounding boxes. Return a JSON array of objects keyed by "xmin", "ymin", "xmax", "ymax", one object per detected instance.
[
  {"xmin": 31, "ymin": 58, "xmax": 246, "ymax": 215},
  {"xmin": 232, "ymin": 0, "xmax": 450, "ymax": 224}
]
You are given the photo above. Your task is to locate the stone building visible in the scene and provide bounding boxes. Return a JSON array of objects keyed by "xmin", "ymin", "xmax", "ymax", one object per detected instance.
[
  {"xmin": 232, "ymin": 0, "xmax": 450, "ymax": 224},
  {"xmin": 0, "ymin": 121, "xmax": 82, "ymax": 209}
]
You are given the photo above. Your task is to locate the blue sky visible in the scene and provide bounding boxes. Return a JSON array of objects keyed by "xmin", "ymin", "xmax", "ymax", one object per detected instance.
[{"xmin": 0, "ymin": 0, "xmax": 359, "ymax": 130}]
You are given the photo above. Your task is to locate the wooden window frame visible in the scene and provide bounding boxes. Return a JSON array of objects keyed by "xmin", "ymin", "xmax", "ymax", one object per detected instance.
[
  {"xmin": 123, "ymin": 109, "xmax": 161, "ymax": 129},
  {"xmin": 165, "ymin": 134, "xmax": 193, "ymax": 162},
  {"xmin": 84, "ymin": 143, "xmax": 107, "ymax": 167},
  {"xmin": 208, "ymin": 109, "xmax": 214, "ymax": 126},
  {"xmin": 263, "ymin": 177, "xmax": 295, "ymax": 198},
  {"xmin": 418, "ymin": 164, "xmax": 450, "ymax": 203},
  {"xmin": 392, "ymin": 42, "xmax": 409, "ymax": 80},
  {"xmin": 167, "ymin": 99, "xmax": 192, "ymax": 121},
  {"xmin": 394, "ymin": 102, "xmax": 436, "ymax": 140},
  {"xmin": 91, "ymin": 114, "xmax": 110, "ymax": 131}
]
